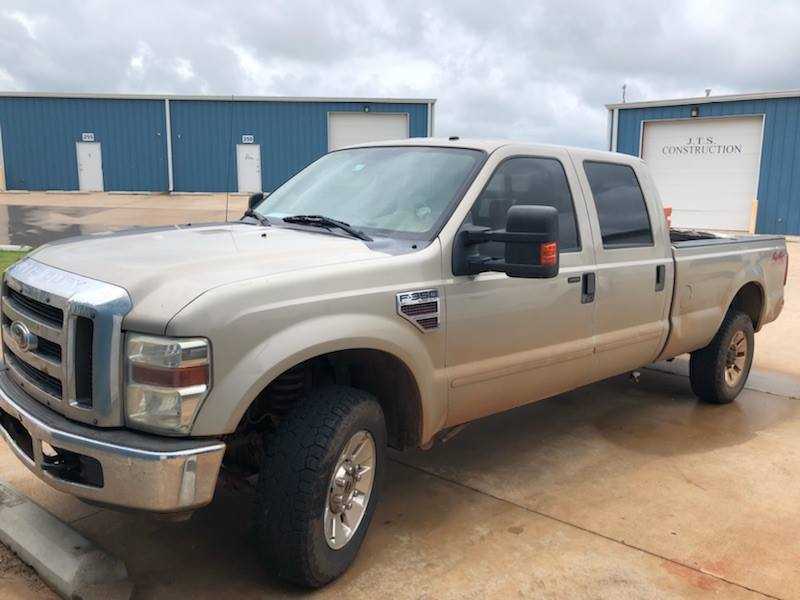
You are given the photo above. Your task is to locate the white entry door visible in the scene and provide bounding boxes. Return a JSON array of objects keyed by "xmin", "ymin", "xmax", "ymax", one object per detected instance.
[
  {"xmin": 76, "ymin": 142, "xmax": 104, "ymax": 191},
  {"xmin": 236, "ymin": 144, "xmax": 262, "ymax": 192},
  {"xmin": 328, "ymin": 112, "xmax": 409, "ymax": 151},
  {"xmin": 641, "ymin": 116, "xmax": 764, "ymax": 231}
]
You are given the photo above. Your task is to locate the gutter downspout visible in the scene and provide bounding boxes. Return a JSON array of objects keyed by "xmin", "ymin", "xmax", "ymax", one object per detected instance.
[
  {"xmin": 428, "ymin": 100, "xmax": 436, "ymax": 137},
  {"xmin": 165, "ymin": 99, "xmax": 174, "ymax": 192},
  {"xmin": 0, "ymin": 125, "xmax": 5, "ymax": 190}
]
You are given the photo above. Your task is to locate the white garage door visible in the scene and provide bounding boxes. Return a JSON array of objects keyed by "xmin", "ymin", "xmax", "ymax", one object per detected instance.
[
  {"xmin": 328, "ymin": 112, "xmax": 409, "ymax": 151},
  {"xmin": 641, "ymin": 116, "xmax": 764, "ymax": 231}
]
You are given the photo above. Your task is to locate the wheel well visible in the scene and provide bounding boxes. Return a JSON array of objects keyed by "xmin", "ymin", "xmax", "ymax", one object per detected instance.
[
  {"xmin": 730, "ymin": 282, "xmax": 763, "ymax": 329},
  {"xmin": 224, "ymin": 350, "xmax": 422, "ymax": 474}
]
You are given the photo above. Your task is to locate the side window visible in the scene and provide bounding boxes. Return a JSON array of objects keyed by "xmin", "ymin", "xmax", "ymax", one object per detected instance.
[
  {"xmin": 468, "ymin": 157, "xmax": 580, "ymax": 254},
  {"xmin": 583, "ymin": 161, "xmax": 653, "ymax": 248}
]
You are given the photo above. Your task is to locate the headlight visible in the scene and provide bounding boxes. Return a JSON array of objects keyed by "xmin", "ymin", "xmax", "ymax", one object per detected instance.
[{"xmin": 125, "ymin": 334, "xmax": 211, "ymax": 435}]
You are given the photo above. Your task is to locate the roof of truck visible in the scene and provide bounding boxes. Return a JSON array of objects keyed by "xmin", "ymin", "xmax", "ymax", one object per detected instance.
[{"xmin": 352, "ymin": 137, "xmax": 637, "ymax": 162}]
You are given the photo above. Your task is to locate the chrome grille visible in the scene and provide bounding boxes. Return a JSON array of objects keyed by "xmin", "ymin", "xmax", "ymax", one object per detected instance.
[
  {"xmin": 4, "ymin": 346, "xmax": 63, "ymax": 398},
  {"xmin": 1, "ymin": 258, "xmax": 132, "ymax": 427},
  {"xmin": 5, "ymin": 287, "xmax": 63, "ymax": 326}
]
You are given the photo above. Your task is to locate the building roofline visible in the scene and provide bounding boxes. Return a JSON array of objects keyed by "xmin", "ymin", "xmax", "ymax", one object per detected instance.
[
  {"xmin": 606, "ymin": 89, "xmax": 800, "ymax": 110},
  {"xmin": 0, "ymin": 91, "xmax": 437, "ymax": 104}
]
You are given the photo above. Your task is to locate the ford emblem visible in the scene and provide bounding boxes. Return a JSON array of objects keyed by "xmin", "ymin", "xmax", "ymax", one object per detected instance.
[{"xmin": 9, "ymin": 321, "xmax": 38, "ymax": 352}]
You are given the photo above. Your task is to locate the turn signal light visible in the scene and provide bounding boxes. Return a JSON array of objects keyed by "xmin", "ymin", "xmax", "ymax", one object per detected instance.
[
  {"xmin": 540, "ymin": 241, "xmax": 558, "ymax": 266},
  {"xmin": 130, "ymin": 363, "xmax": 209, "ymax": 387}
]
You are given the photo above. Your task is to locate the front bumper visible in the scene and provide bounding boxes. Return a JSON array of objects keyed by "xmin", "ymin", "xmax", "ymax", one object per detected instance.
[{"xmin": 0, "ymin": 368, "xmax": 225, "ymax": 512}]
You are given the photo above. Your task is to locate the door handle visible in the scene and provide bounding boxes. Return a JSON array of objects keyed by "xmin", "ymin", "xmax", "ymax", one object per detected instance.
[
  {"xmin": 655, "ymin": 264, "xmax": 666, "ymax": 292},
  {"xmin": 581, "ymin": 273, "xmax": 595, "ymax": 304}
]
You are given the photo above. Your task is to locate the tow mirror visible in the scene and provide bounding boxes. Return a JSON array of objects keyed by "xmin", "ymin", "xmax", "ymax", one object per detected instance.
[
  {"xmin": 248, "ymin": 192, "xmax": 265, "ymax": 211},
  {"xmin": 453, "ymin": 205, "xmax": 560, "ymax": 279}
]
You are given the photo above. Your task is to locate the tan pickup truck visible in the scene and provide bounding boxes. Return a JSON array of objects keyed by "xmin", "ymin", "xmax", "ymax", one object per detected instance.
[{"xmin": 0, "ymin": 139, "xmax": 788, "ymax": 587}]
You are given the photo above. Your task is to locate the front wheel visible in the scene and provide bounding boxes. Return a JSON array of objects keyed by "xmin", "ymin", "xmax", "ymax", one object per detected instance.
[
  {"xmin": 689, "ymin": 310, "xmax": 754, "ymax": 403},
  {"xmin": 256, "ymin": 385, "xmax": 386, "ymax": 588}
]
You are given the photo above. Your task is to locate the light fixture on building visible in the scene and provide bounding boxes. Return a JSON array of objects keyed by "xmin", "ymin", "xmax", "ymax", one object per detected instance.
[
  {"xmin": 363, "ymin": 105, "xmax": 370, "ymax": 113},
  {"xmin": 690, "ymin": 106, "xmax": 700, "ymax": 118}
]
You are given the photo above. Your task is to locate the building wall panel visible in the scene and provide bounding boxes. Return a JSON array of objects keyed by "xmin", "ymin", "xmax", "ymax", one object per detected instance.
[
  {"xmin": 616, "ymin": 97, "xmax": 800, "ymax": 235},
  {"xmin": 170, "ymin": 100, "xmax": 429, "ymax": 192},
  {"xmin": 0, "ymin": 97, "xmax": 168, "ymax": 191}
]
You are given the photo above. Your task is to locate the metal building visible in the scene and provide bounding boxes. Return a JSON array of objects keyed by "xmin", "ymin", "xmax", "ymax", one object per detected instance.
[
  {"xmin": 607, "ymin": 90, "xmax": 800, "ymax": 236},
  {"xmin": 0, "ymin": 92, "xmax": 434, "ymax": 193}
]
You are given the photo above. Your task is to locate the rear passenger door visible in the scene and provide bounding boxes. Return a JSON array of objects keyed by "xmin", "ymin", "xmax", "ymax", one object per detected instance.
[{"xmin": 572, "ymin": 154, "xmax": 673, "ymax": 380}]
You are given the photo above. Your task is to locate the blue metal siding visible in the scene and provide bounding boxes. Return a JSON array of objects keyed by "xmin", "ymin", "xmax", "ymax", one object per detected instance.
[
  {"xmin": 170, "ymin": 100, "xmax": 429, "ymax": 192},
  {"xmin": 0, "ymin": 97, "xmax": 168, "ymax": 191},
  {"xmin": 616, "ymin": 97, "xmax": 800, "ymax": 235}
]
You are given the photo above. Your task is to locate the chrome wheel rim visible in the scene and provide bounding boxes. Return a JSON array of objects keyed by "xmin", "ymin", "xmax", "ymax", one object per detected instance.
[
  {"xmin": 724, "ymin": 330, "xmax": 748, "ymax": 387},
  {"xmin": 324, "ymin": 430, "xmax": 376, "ymax": 550}
]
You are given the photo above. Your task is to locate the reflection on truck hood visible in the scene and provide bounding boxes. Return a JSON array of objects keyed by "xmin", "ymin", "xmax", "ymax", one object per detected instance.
[{"xmin": 30, "ymin": 223, "xmax": 389, "ymax": 332}]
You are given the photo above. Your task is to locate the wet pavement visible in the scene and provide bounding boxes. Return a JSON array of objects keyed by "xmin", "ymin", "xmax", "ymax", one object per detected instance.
[
  {"xmin": 2, "ymin": 368, "xmax": 798, "ymax": 600},
  {"xmin": 0, "ymin": 192, "xmax": 249, "ymax": 247}
]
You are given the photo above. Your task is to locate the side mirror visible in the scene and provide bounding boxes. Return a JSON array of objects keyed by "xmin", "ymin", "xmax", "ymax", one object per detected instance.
[
  {"xmin": 248, "ymin": 192, "xmax": 265, "ymax": 211},
  {"xmin": 453, "ymin": 205, "xmax": 560, "ymax": 278}
]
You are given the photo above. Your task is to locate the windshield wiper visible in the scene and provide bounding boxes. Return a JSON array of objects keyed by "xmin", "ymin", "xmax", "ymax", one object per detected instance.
[
  {"xmin": 282, "ymin": 215, "xmax": 373, "ymax": 241},
  {"xmin": 241, "ymin": 209, "xmax": 271, "ymax": 227}
]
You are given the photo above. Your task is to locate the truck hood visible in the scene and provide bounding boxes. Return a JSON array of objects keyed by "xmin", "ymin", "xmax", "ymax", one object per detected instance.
[{"xmin": 30, "ymin": 223, "xmax": 390, "ymax": 332}]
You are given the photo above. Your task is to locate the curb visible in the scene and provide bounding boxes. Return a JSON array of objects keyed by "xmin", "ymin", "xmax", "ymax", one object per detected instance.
[
  {"xmin": 0, "ymin": 244, "xmax": 31, "ymax": 252},
  {"xmin": 0, "ymin": 481, "xmax": 133, "ymax": 600}
]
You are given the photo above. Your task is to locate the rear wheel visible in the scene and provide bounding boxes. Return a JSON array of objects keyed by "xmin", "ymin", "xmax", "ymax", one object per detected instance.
[
  {"xmin": 689, "ymin": 310, "xmax": 754, "ymax": 403},
  {"xmin": 256, "ymin": 385, "xmax": 386, "ymax": 588}
]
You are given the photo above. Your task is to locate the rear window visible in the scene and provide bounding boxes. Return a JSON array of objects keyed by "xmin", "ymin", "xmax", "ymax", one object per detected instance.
[{"xmin": 584, "ymin": 161, "xmax": 653, "ymax": 248}]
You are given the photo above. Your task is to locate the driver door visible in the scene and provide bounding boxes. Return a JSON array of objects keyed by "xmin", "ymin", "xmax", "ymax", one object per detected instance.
[{"xmin": 444, "ymin": 148, "xmax": 597, "ymax": 426}]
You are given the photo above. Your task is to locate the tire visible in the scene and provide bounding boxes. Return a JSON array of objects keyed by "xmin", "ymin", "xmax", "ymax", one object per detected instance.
[
  {"xmin": 256, "ymin": 385, "xmax": 386, "ymax": 588},
  {"xmin": 689, "ymin": 310, "xmax": 754, "ymax": 404}
]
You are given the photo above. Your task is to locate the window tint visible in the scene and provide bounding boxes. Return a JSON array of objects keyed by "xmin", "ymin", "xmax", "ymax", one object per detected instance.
[
  {"xmin": 584, "ymin": 161, "xmax": 653, "ymax": 248},
  {"xmin": 468, "ymin": 157, "xmax": 580, "ymax": 253}
]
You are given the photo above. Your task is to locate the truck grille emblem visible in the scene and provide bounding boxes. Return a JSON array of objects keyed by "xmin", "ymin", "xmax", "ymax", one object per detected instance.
[
  {"xmin": 9, "ymin": 320, "xmax": 38, "ymax": 352},
  {"xmin": 396, "ymin": 289, "xmax": 440, "ymax": 332}
]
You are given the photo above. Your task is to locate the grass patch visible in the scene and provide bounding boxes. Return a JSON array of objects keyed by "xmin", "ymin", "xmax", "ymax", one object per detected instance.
[{"xmin": 0, "ymin": 250, "xmax": 28, "ymax": 272}]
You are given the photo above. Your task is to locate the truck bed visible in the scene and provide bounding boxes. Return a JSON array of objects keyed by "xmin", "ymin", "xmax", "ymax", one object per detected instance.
[{"xmin": 657, "ymin": 230, "xmax": 787, "ymax": 361}]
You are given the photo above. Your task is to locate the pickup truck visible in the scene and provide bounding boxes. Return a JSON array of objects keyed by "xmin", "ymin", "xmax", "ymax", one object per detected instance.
[{"xmin": 0, "ymin": 139, "xmax": 787, "ymax": 587}]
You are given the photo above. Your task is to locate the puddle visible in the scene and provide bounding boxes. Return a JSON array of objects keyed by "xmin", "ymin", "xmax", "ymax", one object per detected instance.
[{"xmin": 5, "ymin": 205, "xmax": 93, "ymax": 246}]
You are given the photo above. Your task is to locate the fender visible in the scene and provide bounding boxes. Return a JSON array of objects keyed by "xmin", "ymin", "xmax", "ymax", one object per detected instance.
[
  {"xmin": 660, "ymin": 248, "xmax": 769, "ymax": 361},
  {"xmin": 189, "ymin": 312, "xmax": 448, "ymax": 444}
]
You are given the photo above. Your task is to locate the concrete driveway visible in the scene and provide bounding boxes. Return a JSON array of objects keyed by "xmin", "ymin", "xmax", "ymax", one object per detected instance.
[{"xmin": 0, "ymin": 194, "xmax": 797, "ymax": 599}]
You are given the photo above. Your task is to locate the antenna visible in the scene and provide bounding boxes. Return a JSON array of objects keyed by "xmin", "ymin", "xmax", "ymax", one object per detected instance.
[
  {"xmin": 705, "ymin": 88, "xmax": 711, "ymax": 97},
  {"xmin": 621, "ymin": 83, "xmax": 627, "ymax": 103},
  {"xmin": 224, "ymin": 94, "xmax": 234, "ymax": 222}
]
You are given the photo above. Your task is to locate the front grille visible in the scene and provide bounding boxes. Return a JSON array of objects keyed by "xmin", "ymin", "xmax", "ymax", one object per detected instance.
[
  {"xmin": 5, "ymin": 345, "xmax": 63, "ymax": 398},
  {"xmin": 5, "ymin": 287, "xmax": 63, "ymax": 327},
  {"xmin": 2, "ymin": 259, "xmax": 131, "ymax": 427},
  {"xmin": 36, "ymin": 337, "xmax": 62, "ymax": 362}
]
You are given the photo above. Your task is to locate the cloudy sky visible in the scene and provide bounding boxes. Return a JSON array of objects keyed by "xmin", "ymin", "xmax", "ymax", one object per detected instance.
[{"xmin": 1, "ymin": 0, "xmax": 798, "ymax": 149}]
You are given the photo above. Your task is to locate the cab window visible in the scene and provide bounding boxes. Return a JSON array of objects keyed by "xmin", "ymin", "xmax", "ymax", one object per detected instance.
[
  {"xmin": 467, "ymin": 157, "xmax": 581, "ymax": 257},
  {"xmin": 584, "ymin": 161, "xmax": 653, "ymax": 248}
]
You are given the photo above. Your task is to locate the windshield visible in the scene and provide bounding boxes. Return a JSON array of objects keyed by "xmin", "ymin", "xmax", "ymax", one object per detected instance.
[{"xmin": 257, "ymin": 146, "xmax": 484, "ymax": 239}]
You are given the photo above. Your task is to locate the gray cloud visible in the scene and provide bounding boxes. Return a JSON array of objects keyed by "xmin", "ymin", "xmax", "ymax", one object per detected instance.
[{"xmin": 1, "ymin": 0, "xmax": 798, "ymax": 149}]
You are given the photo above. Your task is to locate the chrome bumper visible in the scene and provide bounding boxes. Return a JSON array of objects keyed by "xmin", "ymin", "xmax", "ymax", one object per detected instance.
[{"xmin": 0, "ymin": 368, "xmax": 225, "ymax": 512}]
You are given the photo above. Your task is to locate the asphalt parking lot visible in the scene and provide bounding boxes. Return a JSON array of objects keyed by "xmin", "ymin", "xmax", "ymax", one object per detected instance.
[{"xmin": 0, "ymin": 192, "xmax": 798, "ymax": 599}]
